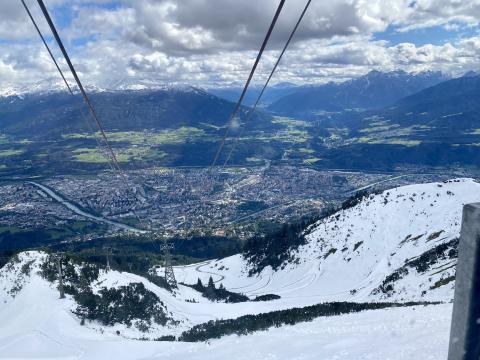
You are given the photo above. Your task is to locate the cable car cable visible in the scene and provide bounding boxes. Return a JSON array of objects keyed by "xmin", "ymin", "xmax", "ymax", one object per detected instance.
[
  {"xmin": 36, "ymin": 0, "xmax": 122, "ymax": 173},
  {"xmin": 223, "ymin": 0, "xmax": 312, "ymax": 167},
  {"xmin": 210, "ymin": 0, "xmax": 286, "ymax": 168}
]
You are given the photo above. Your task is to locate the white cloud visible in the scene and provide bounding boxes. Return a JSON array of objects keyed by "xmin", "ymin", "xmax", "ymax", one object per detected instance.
[
  {"xmin": 400, "ymin": 0, "xmax": 480, "ymax": 31},
  {"xmin": 1, "ymin": 0, "xmax": 480, "ymax": 90}
]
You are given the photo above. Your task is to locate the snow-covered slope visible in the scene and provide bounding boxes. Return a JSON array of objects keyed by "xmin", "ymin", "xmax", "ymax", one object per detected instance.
[
  {"xmin": 0, "ymin": 252, "xmax": 194, "ymax": 339},
  {"xmin": 0, "ymin": 252, "xmax": 319, "ymax": 340},
  {"xmin": 175, "ymin": 178, "xmax": 480, "ymax": 303},
  {"xmin": 0, "ymin": 302, "xmax": 452, "ymax": 360},
  {"xmin": 2, "ymin": 179, "xmax": 476, "ymax": 337},
  {"xmin": 0, "ymin": 254, "xmax": 452, "ymax": 359},
  {"xmin": 0, "ymin": 179, "xmax": 471, "ymax": 359}
]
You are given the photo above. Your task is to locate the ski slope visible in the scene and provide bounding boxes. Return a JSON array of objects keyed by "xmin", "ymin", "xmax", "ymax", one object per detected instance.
[
  {"xmin": 0, "ymin": 253, "xmax": 347, "ymax": 340},
  {"xmin": 174, "ymin": 178, "xmax": 480, "ymax": 304},
  {"xmin": 0, "ymin": 302, "xmax": 452, "ymax": 360},
  {"xmin": 0, "ymin": 254, "xmax": 452, "ymax": 360}
]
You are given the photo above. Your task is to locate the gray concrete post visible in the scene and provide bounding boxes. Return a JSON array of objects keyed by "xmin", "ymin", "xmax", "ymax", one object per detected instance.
[{"xmin": 448, "ymin": 203, "xmax": 480, "ymax": 359}]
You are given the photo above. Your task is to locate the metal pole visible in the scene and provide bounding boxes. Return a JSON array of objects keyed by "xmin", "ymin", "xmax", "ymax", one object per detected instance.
[
  {"xmin": 55, "ymin": 254, "xmax": 65, "ymax": 299},
  {"xmin": 448, "ymin": 203, "xmax": 480, "ymax": 359},
  {"xmin": 104, "ymin": 247, "xmax": 111, "ymax": 271}
]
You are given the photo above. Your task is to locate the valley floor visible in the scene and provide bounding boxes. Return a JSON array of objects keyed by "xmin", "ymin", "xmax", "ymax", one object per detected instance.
[{"xmin": 0, "ymin": 303, "xmax": 451, "ymax": 360}]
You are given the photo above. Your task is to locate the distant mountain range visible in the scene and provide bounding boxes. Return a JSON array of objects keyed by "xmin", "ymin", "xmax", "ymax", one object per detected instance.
[
  {"xmin": 0, "ymin": 77, "xmax": 209, "ymax": 97},
  {"xmin": 309, "ymin": 73, "xmax": 480, "ymax": 170},
  {"xmin": 0, "ymin": 86, "xmax": 269, "ymax": 138},
  {"xmin": 1, "ymin": 70, "xmax": 479, "ymax": 173},
  {"xmin": 207, "ymin": 82, "xmax": 301, "ymax": 107},
  {"xmin": 267, "ymin": 70, "xmax": 449, "ymax": 116},
  {"xmin": 349, "ymin": 74, "xmax": 480, "ymax": 141},
  {"xmin": 0, "ymin": 86, "xmax": 278, "ymax": 175}
]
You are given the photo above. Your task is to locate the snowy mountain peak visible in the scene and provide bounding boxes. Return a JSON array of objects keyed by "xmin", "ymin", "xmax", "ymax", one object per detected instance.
[{"xmin": 0, "ymin": 78, "xmax": 204, "ymax": 98}]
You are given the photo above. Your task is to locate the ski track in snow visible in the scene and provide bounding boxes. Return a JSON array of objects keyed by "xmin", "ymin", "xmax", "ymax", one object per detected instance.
[{"xmin": 195, "ymin": 260, "xmax": 225, "ymax": 283}]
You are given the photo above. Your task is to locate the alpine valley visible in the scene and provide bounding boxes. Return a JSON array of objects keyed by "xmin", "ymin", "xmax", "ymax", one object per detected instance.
[{"xmin": 1, "ymin": 70, "xmax": 479, "ymax": 360}]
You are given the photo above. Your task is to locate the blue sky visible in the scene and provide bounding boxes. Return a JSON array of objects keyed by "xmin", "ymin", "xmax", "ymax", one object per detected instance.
[
  {"xmin": 1, "ymin": 0, "xmax": 480, "ymax": 92},
  {"xmin": 375, "ymin": 25, "xmax": 479, "ymax": 46}
]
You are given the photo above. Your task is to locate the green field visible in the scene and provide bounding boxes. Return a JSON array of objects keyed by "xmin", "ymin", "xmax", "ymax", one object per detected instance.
[
  {"xmin": 63, "ymin": 127, "xmax": 207, "ymax": 146},
  {"xmin": 72, "ymin": 147, "xmax": 167, "ymax": 163}
]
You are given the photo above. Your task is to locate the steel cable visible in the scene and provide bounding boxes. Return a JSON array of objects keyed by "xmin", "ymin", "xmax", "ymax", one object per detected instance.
[
  {"xmin": 223, "ymin": 0, "xmax": 312, "ymax": 167},
  {"xmin": 21, "ymin": 0, "xmax": 116, "ymax": 172},
  {"xmin": 210, "ymin": 0, "xmax": 286, "ymax": 168},
  {"xmin": 36, "ymin": 0, "xmax": 122, "ymax": 173}
]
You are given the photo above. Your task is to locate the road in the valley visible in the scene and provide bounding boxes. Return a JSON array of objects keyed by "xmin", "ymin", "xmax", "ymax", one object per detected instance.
[
  {"xmin": 346, "ymin": 174, "xmax": 409, "ymax": 194},
  {"xmin": 28, "ymin": 181, "xmax": 145, "ymax": 234}
]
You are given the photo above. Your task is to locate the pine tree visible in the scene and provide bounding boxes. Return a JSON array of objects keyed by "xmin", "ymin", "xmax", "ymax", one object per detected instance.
[
  {"xmin": 208, "ymin": 276, "xmax": 215, "ymax": 289},
  {"xmin": 196, "ymin": 278, "xmax": 203, "ymax": 289}
]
